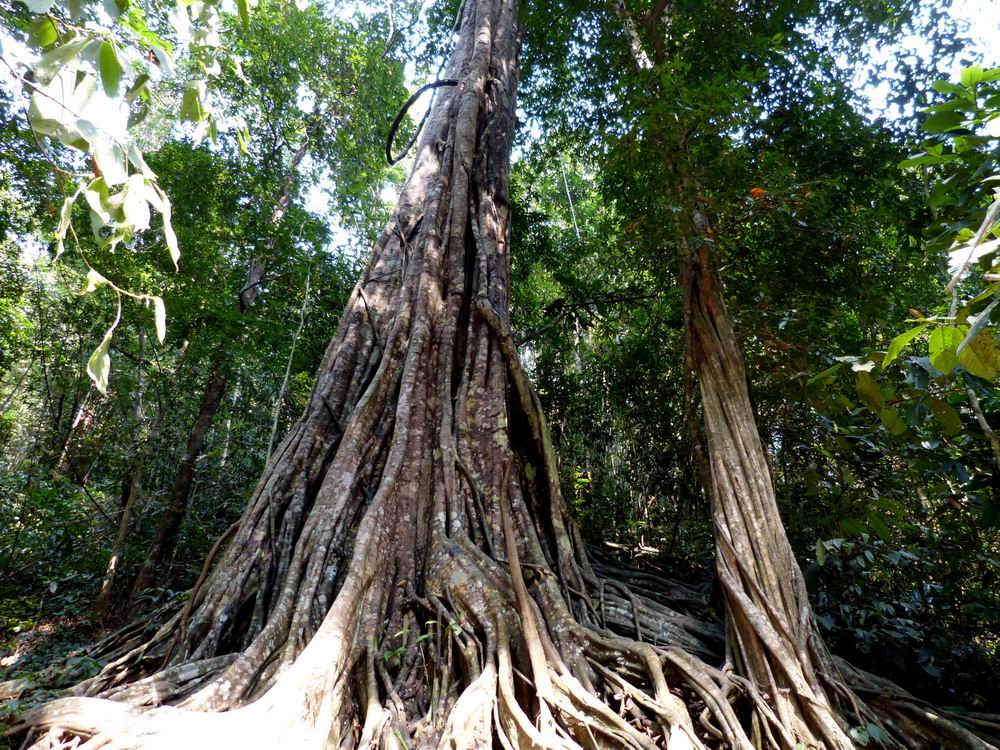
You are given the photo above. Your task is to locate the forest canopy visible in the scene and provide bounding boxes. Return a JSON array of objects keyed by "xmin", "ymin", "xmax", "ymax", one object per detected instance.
[{"xmin": 0, "ymin": 0, "xmax": 998, "ymax": 748}]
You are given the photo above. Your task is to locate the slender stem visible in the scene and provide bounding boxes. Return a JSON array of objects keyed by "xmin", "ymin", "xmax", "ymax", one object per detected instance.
[{"xmin": 267, "ymin": 264, "xmax": 312, "ymax": 459}]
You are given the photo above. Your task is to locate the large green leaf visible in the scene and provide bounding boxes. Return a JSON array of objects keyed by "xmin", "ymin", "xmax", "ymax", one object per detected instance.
[
  {"xmin": 855, "ymin": 371, "xmax": 884, "ymax": 411},
  {"xmin": 98, "ymin": 41, "xmax": 122, "ymax": 98},
  {"xmin": 959, "ymin": 332, "xmax": 999, "ymax": 380},
  {"xmin": 922, "ymin": 111, "xmax": 964, "ymax": 134},
  {"xmin": 927, "ymin": 398, "xmax": 963, "ymax": 437},
  {"xmin": 880, "ymin": 407, "xmax": 906, "ymax": 436},
  {"xmin": 883, "ymin": 324, "xmax": 927, "ymax": 368},
  {"xmin": 928, "ymin": 326, "xmax": 964, "ymax": 373},
  {"xmin": 27, "ymin": 16, "xmax": 59, "ymax": 48}
]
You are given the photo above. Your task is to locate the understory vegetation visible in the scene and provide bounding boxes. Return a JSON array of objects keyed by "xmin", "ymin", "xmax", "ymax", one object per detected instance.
[{"xmin": 0, "ymin": 0, "xmax": 998, "ymax": 747}]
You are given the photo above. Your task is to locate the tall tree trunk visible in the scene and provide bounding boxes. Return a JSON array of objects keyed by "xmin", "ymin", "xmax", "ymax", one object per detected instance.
[
  {"xmin": 18, "ymin": 1, "xmax": 999, "ymax": 748},
  {"xmin": 683, "ymin": 229, "xmax": 854, "ymax": 748},
  {"xmin": 130, "ymin": 359, "xmax": 226, "ymax": 603}
]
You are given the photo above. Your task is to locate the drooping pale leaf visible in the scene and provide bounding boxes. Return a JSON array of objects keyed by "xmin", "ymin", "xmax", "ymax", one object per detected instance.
[
  {"xmin": 35, "ymin": 36, "xmax": 95, "ymax": 83},
  {"xmin": 959, "ymin": 332, "xmax": 999, "ymax": 380},
  {"xmin": 154, "ymin": 184, "xmax": 179, "ymax": 269},
  {"xmin": 150, "ymin": 44, "xmax": 175, "ymax": 76},
  {"xmin": 815, "ymin": 540, "xmax": 826, "ymax": 566},
  {"xmin": 98, "ymin": 41, "xmax": 122, "ymax": 97},
  {"xmin": 84, "ymin": 177, "xmax": 112, "ymax": 233},
  {"xmin": 79, "ymin": 267, "xmax": 110, "ymax": 294},
  {"xmin": 180, "ymin": 82, "xmax": 205, "ymax": 122},
  {"xmin": 168, "ymin": 4, "xmax": 191, "ymax": 43},
  {"xmin": 54, "ymin": 189, "xmax": 79, "ymax": 257},
  {"xmin": 93, "ymin": 140, "xmax": 127, "ymax": 186},
  {"xmin": 28, "ymin": 70, "xmax": 98, "ymax": 149},
  {"xmin": 127, "ymin": 142, "xmax": 154, "ymax": 178},
  {"xmin": 883, "ymin": 324, "xmax": 927, "ymax": 368},
  {"xmin": 122, "ymin": 174, "xmax": 150, "ymax": 232},
  {"xmin": 855, "ymin": 371, "xmax": 884, "ymax": 411},
  {"xmin": 87, "ymin": 328, "xmax": 113, "ymax": 393},
  {"xmin": 928, "ymin": 326, "xmax": 964, "ymax": 374},
  {"xmin": 152, "ymin": 296, "xmax": 166, "ymax": 343}
]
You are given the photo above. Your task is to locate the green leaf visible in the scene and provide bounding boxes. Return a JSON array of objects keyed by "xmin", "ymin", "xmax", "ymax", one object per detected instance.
[
  {"xmin": 959, "ymin": 333, "xmax": 998, "ymax": 380},
  {"xmin": 87, "ymin": 328, "xmax": 113, "ymax": 393},
  {"xmin": 84, "ymin": 176, "xmax": 113, "ymax": 233},
  {"xmin": 931, "ymin": 79, "xmax": 970, "ymax": 97},
  {"xmin": 125, "ymin": 73, "xmax": 150, "ymax": 103},
  {"xmin": 880, "ymin": 407, "xmax": 906, "ymax": 435},
  {"xmin": 849, "ymin": 724, "xmax": 871, "ymax": 746},
  {"xmin": 98, "ymin": 41, "xmax": 122, "ymax": 98},
  {"xmin": 867, "ymin": 513, "xmax": 891, "ymax": 541},
  {"xmin": 807, "ymin": 362, "xmax": 843, "ymax": 386},
  {"xmin": 960, "ymin": 66, "xmax": 984, "ymax": 88},
  {"xmin": 180, "ymin": 83, "xmax": 205, "ymax": 123},
  {"xmin": 923, "ymin": 111, "xmax": 964, "ymax": 134},
  {"xmin": 27, "ymin": 16, "xmax": 59, "ymax": 48},
  {"xmin": 855, "ymin": 371, "xmax": 884, "ymax": 411},
  {"xmin": 884, "ymin": 324, "xmax": 927, "ymax": 368},
  {"xmin": 524, "ymin": 463, "xmax": 536, "ymax": 480},
  {"xmin": 236, "ymin": 0, "xmax": 250, "ymax": 30},
  {"xmin": 927, "ymin": 398, "xmax": 963, "ymax": 437},
  {"xmin": 815, "ymin": 539, "xmax": 826, "ymax": 566},
  {"xmin": 79, "ymin": 268, "xmax": 109, "ymax": 295},
  {"xmin": 928, "ymin": 326, "xmax": 964, "ymax": 374},
  {"xmin": 152, "ymin": 296, "xmax": 166, "ymax": 343},
  {"xmin": 840, "ymin": 518, "xmax": 865, "ymax": 537}
]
